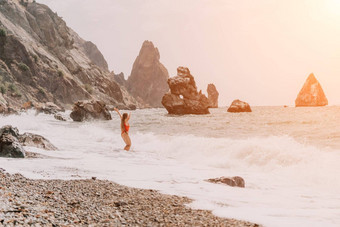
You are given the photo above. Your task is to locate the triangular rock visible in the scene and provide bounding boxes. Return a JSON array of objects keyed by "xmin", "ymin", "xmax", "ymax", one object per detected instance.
[
  {"xmin": 127, "ymin": 41, "xmax": 169, "ymax": 107},
  {"xmin": 295, "ymin": 73, "xmax": 328, "ymax": 107}
]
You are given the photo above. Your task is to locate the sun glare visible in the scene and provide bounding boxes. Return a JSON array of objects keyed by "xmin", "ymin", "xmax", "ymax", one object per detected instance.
[{"xmin": 325, "ymin": 0, "xmax": 340, "ymax": 17}]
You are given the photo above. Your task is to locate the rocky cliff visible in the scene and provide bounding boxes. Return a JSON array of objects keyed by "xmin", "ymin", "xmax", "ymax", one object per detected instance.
[
  {"xmin": 125, "ymin": 41, "xmax": 169, "ymax": 107},
  {"xmin": 295, "ymin": 73, "xmax": 328, "ymax": 107},
  {"xmin": 0, "ymin": 0, "xmax": 138, "ymax": 109}
]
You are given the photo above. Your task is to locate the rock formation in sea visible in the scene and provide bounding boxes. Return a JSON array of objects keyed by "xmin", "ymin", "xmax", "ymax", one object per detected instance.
[
  {"xmin": 70, "ymin": 100, "xmax": 112, "ymax": 122},
  {"xmin": 0, "ymin": 125, "xmax": 57, "ymax": 158},
  {"xmin": 125, "ymin": 41, "xmax": 169, "ymax": 107},
  {"xmin": 54, "ymin": 113, "xmax": 67, "ymax": 121},
  {"xmin": 227, "ymin": 99, "xmax": 252, "ymax": 113},
  {"xmin": 0, "ymin": 0, "xmax": 139, "ymax": 110},
  {"xmin": 207, "ymin": 176, "xmax": 245, "ymax": 188},
  {"xmin": 295, "ymin": 73, "xmax": 328, "ymax": 107},
  {"xmin": 0, "ymin": 125, "xmax": 25, "ymax": 158},
  {"xmin": 161, "ymin": 67, "xmax": 210, "ymax": 114},
  {"xmin": 19, "ymin": 132, "xmax": 57, "ymax": 151},
  {"xmin": 207, "ymin": 84, "xmax": 219, "ymax": 108}
]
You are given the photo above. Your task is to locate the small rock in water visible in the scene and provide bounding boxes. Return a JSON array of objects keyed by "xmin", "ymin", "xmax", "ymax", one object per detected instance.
[
  {"xmin": 54, "ymin": 113, "xmax": 67, "ymax": 121},
  {"xmin": 35, "ymin": 102, "xmax": 64, "ymax": 115},
  {"xmin": 70, "ymin": 100, "xmax": 112, "ymax": 122},
  {"xmin": 0, "ymin": 125, "xmax": 25, "ymax": 158},
  {"xmin": 227, "ymin": 100, "xmax": 252, "ymax": 113},
  {"xmin": 207, "ymin": 176, "xmax": 245, "ymax": 188},
  {"xmin": 19, "ymin": 133, "xmax": 57, "ymax": 151}
]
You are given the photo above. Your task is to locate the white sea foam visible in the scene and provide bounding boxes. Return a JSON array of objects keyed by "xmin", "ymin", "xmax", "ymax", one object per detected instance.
[{"xmin": 0, "ymin": 107, "xmax": 340, "ymax": 226}]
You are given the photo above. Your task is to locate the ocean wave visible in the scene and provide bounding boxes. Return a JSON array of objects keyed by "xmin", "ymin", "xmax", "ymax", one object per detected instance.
[{"xmin": 132, "ymin": 132, "xmax": 340, "ymax": 190}]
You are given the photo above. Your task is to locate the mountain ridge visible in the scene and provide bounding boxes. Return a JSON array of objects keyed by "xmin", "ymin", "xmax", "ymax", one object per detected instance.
[{"xmin": 0, "ymin": 0, "xmax": 140, "ymax": 110}]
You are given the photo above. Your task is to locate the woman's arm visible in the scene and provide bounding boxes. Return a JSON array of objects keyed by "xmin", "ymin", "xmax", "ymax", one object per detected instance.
[{"xmin": 114, "ymin": 108, "xmax": 122, "ymax": 119}]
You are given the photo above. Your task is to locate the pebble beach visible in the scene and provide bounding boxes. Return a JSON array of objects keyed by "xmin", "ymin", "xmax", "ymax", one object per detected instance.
[{"xmin": 0, "ymin": 170, "xmax": 260, "ymax": 227}]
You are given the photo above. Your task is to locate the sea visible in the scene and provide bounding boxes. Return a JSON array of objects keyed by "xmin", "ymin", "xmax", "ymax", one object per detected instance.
[{"xmin": 0, "ymin": 106, "xmax": 339, "ymax": 227}]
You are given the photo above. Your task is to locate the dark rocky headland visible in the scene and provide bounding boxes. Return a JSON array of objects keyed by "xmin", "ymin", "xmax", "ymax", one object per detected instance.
[{"xmin": 0, "ymin": 0, "xmax": 141, "ymax": 111}]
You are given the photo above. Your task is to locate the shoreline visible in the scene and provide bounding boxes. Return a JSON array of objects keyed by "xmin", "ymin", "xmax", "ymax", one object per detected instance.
[{"xmin": 0, "ymin": 169, "xmax": 260, "ymax": 226}]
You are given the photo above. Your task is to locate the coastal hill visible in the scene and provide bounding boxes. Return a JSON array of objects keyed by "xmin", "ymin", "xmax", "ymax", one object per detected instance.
[{"xmin": 0, "ymin": 0, "xmax": 139, "ymax": 109}]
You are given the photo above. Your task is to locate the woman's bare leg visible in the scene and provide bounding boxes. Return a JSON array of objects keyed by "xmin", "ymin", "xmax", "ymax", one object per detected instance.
[{"xmin": 121, "ymin": 133, "xmax": 131, "ymax": 151}]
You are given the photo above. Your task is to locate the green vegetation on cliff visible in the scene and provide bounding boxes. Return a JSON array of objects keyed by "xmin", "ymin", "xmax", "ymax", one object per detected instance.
[
  {"xmin": 18, "ymin": 63, "xmax": 29, "ymax": 72},
  {"xmin": 0, "ymin": 28, "xmax": 6, "ymax": 37},
  {"xmin": 0, "ymin": 85, "xmax": 6, "ymax": 94}
]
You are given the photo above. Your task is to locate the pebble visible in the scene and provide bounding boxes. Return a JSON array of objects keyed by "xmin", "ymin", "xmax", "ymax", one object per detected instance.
[{"xmin": 0, "ymin": 169, "xmax": 261, "ymax": 226}]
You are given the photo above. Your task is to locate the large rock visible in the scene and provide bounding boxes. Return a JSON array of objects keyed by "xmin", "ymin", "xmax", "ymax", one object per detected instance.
[
  {"xmin": 0, "ymin": 125, "xmax": 57, "ymax": 158},
  {"xmin": 207, "ymin": 84, "xmax": 219, "ymax": 108},
  {"xmin": 0, "ymin": 125, "xmax": 25, "ymax": 158},
  {"xmin": 19, "ymin": 133, "xmax": 57, "ymax": 150},
  {"xmin": 207, "ymin": 176, "xmax": 245, "ymax": 188},
  {"xmin": 295, "ymin": 73, "xmax": 328, "ymax": 107},
  {"xmin": 162, "ymin": 67, "xmax": 210, "ymax": 114},
  {"xmin": 227, "ymin": 99, "xmax": 252, "ymax": 113},
  {"xmin": 70, "ymin": 100, "xmax": 112, "ymax": 122},
  {"xmin": 126, "ymin": 41, "xmax": 169, "ymax": 107}
]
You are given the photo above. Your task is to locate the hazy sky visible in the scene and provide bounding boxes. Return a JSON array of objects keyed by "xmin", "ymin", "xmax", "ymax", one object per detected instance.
[{"xmin": 38, "ymin": 0, "xmax": 340, "ymax": 106}]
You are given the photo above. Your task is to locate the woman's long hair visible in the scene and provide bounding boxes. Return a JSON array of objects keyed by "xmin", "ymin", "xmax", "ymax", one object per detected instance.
[{"xmin": 121, "ymin": 113, "xmax": 128, "ymax": 132}]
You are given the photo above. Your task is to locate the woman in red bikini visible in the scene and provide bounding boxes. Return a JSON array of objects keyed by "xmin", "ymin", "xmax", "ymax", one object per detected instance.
[{"xmin": 114, "ymin": 108, "xmax": 131, "ymax": 151}]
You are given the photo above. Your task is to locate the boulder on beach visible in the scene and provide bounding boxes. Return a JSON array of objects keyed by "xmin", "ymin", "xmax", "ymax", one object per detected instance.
[
  {"xmin": 19, "ymin": 133, "xmax": 57, "ymax": 151},
  {"xmin": 0, "ymin": 125, "xmax": 58, "ymax": 158},
  {"xmin": 207, "ymin": 84, "xmax": 219, "ymax": 108},
  {"xmin": 54, "ymin": 113, "xmax": 67, "ymax": 121},
  {"xmin": 35, "ymin": 102, "xmax": 64, "ymax": 115},
  {"xmin": 161, "ymin": 67, "xmax": 210, "ymax": 115},
  {"xmin": 207, "ymin": 176, "xmax": 245, "ymax": 188},
  {"xmin": 227, "ymin": 99, "xmax": 252, "ymax": 113},
  {"xmin": 0, "ymin": 125, "xmax": 25, "ymax": 158},
  {"xmin": 70, "ymin": 100, "xmax": 112, "ymax": 122},
  {"xmin": 295, "ymin": 73, "xmax": 328, "ymax": 107}
]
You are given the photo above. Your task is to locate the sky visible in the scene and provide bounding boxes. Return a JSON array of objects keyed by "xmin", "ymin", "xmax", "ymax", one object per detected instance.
[{"xmin": 37, "ymin": 0, "xmax": 340, "ymax": 106}]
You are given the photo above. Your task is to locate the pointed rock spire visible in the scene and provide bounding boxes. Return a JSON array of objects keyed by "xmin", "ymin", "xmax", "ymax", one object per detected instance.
[
  {"xmin": 127, "ymin": 41, "xmax": 169, "ymax": 107},
  {"xmin": 295, "ymin": 73, "xmax": 328, "ymax": 107},
  {"xmin": 207, "ymin": 84, "xmax": 219, "ymax": 108}
]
